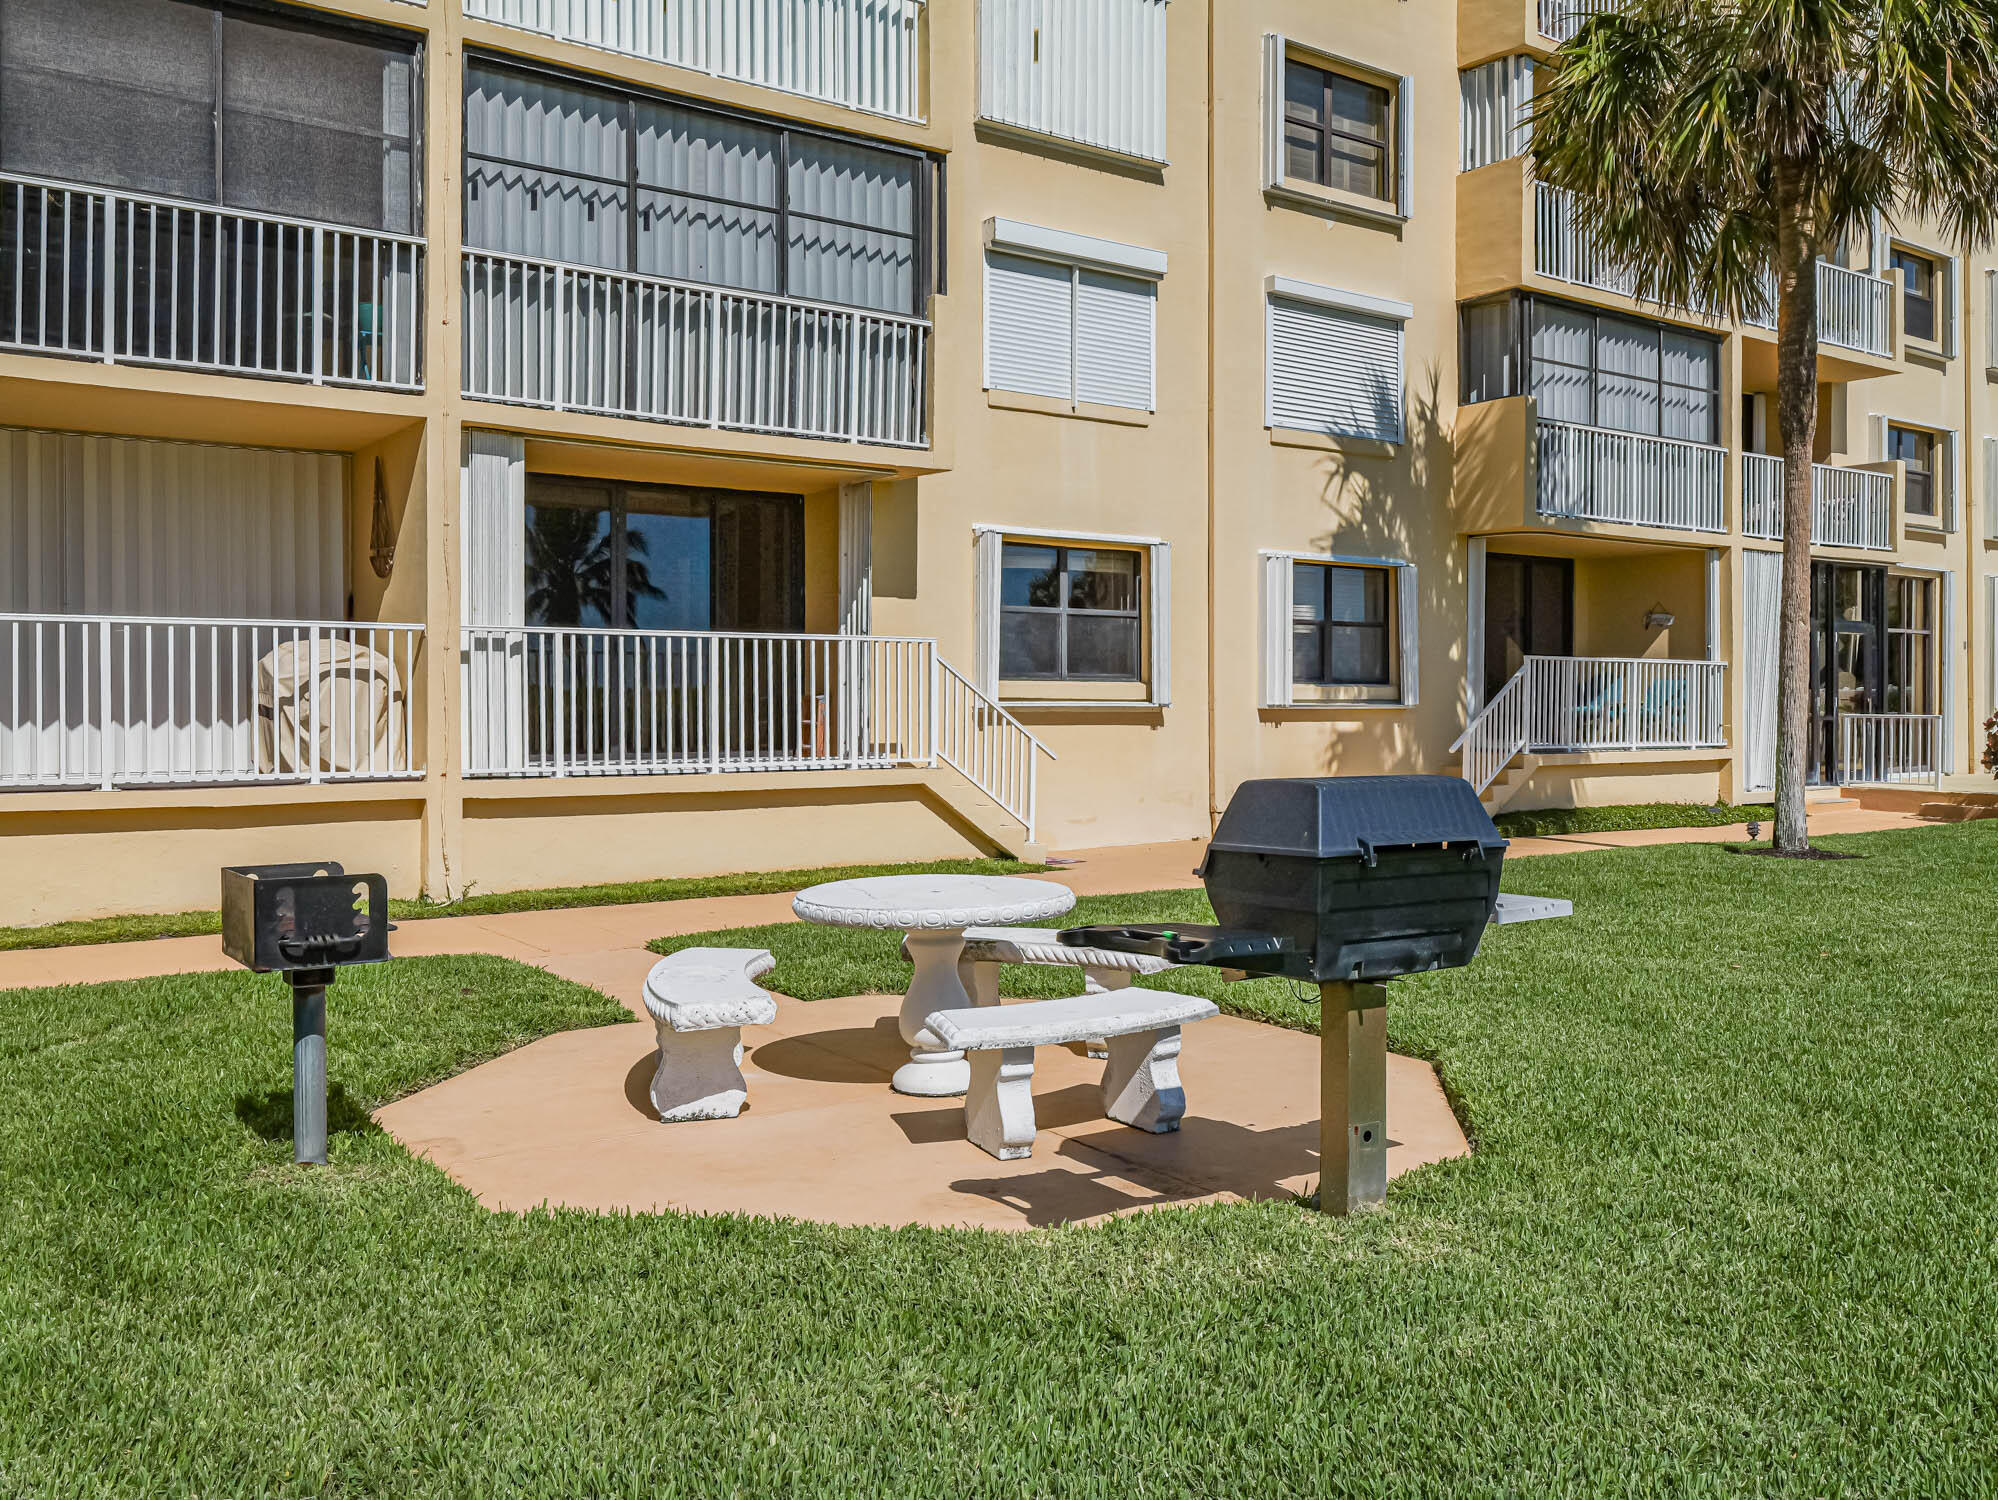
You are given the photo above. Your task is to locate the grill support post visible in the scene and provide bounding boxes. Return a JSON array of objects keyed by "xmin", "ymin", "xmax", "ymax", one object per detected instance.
[
  {"xmin": 289, "ymin": 968, "xmax": 333, "ymax": 1165},
  {"xmin": 1317, "ymin": 980, "xmax": 1389, "ymax": 1214}
]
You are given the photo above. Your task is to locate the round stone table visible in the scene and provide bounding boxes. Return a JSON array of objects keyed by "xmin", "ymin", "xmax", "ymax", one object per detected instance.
[{"xmin": 791, "ymin": 874, "xmax": 1076, "ymax": 1096}]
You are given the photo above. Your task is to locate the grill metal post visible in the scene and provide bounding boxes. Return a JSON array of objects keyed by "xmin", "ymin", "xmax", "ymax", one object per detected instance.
[
  {"xmin": 1317, "ymin": 980, "xmax": 1388, "ymax": 1214},
  {"xmin": 289, "ymin": 968, "xmax": 333, "ymax": 1165}
]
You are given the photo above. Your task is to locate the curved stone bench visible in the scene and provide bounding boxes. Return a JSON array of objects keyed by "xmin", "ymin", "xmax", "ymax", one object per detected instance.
[
  {"xmin": 641, "ymin": 947, "xmax": 778, "ymax": 1122},
  {"xmin": 924, "ymin": 989, "xmax": 1219, "ymax": 1160},
  {"xmin": 907, "ymin": 925, "xmax": 1180, "ymax": 1059}
]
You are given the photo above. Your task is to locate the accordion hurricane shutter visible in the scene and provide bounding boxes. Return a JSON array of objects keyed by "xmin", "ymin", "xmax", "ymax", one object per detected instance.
[
  {"xmin": 984, "ymin": 252, "xmax": 1075, "ymax": 401},
  {"xmin": 1266, "ymin": 295, "xmax": 1406, "ymax": 441}
]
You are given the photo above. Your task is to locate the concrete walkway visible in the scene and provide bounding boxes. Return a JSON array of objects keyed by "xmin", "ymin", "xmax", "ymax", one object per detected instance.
[{"xmin": 0, "ymin": 806, "xmax": 1924, "ymax": 995}]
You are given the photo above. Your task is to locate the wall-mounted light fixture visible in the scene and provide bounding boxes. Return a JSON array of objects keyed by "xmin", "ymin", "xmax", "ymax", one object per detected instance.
[{"xmin": 1643, "ymin": 605, "xmax": 1675, "ymax": 631}]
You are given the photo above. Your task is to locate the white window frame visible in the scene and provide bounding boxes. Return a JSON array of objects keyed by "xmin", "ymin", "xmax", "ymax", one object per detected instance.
[
  {"xmin": 1888, "ymin": 239, "xmax": 1957, "ymax": 354},
  {"xmin": 1261, "ymin": 34, "xmax": 1413, "ymax": 223},
  {"xmin": 974, "ymin": 525, "xmax": 1171, "ymax": 707},
  {"xmin": 982, "ymin": 218, "xmax": 1165, "ymax": 413},
  {"xmin": 1259, "ymin": 550, "xmax": 1419, "ymax": 709},
  {"xmin": 1877, "ymin": 414, "xmax": 1957, "ymax": 532},
  {"xmin": 1264, "ymin": 276, "xmax": 1412, "ymax": 443}
]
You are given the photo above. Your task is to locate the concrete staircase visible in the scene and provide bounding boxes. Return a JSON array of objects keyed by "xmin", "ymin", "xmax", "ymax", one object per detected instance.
[{"xmin": 1436, "ymin": 755, "xmax": 1543, "ymax": 815}]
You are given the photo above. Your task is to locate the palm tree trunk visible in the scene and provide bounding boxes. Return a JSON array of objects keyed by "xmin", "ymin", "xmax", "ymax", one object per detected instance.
[{"xmin": 1771, "ymin": 174, "xmax": 1820, "ymax": 853}]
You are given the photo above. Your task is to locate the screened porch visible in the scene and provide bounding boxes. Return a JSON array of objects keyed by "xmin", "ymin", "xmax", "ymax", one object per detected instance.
[
  {"xmin": 0, "ymin": 0, "xmax": 425, "ymax": 390},
  {"xmin": 0, "ymin": 427, "xmax": 423, "ymax": 791}
]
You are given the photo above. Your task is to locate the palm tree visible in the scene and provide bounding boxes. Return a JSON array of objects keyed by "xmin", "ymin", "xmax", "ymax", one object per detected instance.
[{"xmin": 1533, "ymin": 0, "xmax": 1998, "ymax": 851}]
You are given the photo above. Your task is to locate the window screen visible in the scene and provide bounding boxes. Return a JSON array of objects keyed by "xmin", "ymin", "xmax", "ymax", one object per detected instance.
[
  {"xmin": 0, "ymin": 0, "xmax": 419, "ymax": 232},
  {"xmin": 465, "ymin": 59, "xmax": 931, "ymax": 317},
  {"xmin": 999, "ymin": 543, "xmax": 1143, "ymax": 681},
  {"xmin": 1292, "ymin": 563, "xmax": 1391, "ymax": 686}
]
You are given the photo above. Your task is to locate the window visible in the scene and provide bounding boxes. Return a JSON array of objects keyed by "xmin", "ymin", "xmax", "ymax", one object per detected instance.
[
  {"xmin": 1461, "ymin": 293, "xmax": 1721, "ymax": 444},
  {"xmin": 1285, "ymin": 59, "xmax": 1392, "ymax": 199},
  {"xmin": 999, "ymin": 543, "xmax": 1143, "ymax": 680},
  {"xmin": 1259, "ymin": 553, "xmax": 1418, "ymax": 707},
  {"xmin": 1892, "ymin": 248, "xmax": 1938, "ymax": 343},
  {"xmin": 976, "ymin": 0, "xmax": 1169, "ymax": 164},
  {"xmin": 523, "ymin": 477, "xmax": 803, "ymax": 632},
  {"xmin": 1262, "ymin": 37, "xmax": 1411, "ymax": 217},
  {"xmin": 983, "ymin": 222, "xmax": 1162, "ymax": 411},
  {"xmin": 1266, "ymin": 279, "xmax": 1410, "ymax": 441},
  {"xmin": 0, "ymin": 0, "xmax": 420, "ymax": 233},
  {"xmin": 973, "ymin": 528, "xmax": 1171, "ymax": 704},
  {"xmin": 1885, "ymin": 575, "xmax": 1934, "ymax": 715},
  {"xmin": 1890, "ymin": 425, "xmax": 1937, "ymax": 519},
  {"xmin": 1292, "ymin": 563, "xmax": 1391, "ymax": 686},
  {"xmin": 464, "ymin": 59, "xmax": 934, "ymax": 317}
]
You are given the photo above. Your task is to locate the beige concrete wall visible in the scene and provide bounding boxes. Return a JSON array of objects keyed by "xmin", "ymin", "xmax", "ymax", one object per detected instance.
[
  {"xmin": 459, "ymin": 779, "xmax": 984, "ymax": 892},
  {"xmin": 0, "ymin": 797, "xmax": 424, "ymax": 923},
  {"xmin": 1502, "ymin": 762, "xmax": 1728, "ymax": 815},
  {"xmin": 1209, "ymin": 1, "xmax": 1468, "ymax": 811}
]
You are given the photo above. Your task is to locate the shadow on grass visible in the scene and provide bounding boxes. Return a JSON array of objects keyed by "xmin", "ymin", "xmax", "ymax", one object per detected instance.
[{"xmin": 233, "ymin": 1081, "xmax": 381, "ymax": 1142}]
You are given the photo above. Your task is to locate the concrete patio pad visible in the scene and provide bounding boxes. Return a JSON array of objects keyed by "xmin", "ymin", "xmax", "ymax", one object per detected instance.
[{"xmin": 375, "ymin": 988, "xmax": 1468, "ymax": 1230}]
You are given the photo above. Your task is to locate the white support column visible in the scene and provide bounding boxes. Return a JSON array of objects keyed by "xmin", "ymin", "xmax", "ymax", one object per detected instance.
[
  {"xmin": 1706, "ymin": 548, "xmax": 1722, "ymax": 662},
  {"xmin": 837, "ymin": 480, "xmax": 873, "ymax": 636}
]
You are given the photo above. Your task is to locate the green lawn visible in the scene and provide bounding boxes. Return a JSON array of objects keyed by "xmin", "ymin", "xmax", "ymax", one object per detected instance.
[
  {"xmin": 5, "ymin": 825, "xmax": 1996, "ymax": 1494},
  {"xmin": 0, "ymin": 855, "xmax": 1049, "ymax": 954},
  {"xmin": 1492, "ymin": 800, "xmax": 1777, "ymax": 837}
]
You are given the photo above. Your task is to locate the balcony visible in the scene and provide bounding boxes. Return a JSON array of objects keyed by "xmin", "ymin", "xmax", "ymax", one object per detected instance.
[
  {"xmin": 1536, "ymin": 0, "xmax": 1616, "ymax": 43},
  {"xmin": 1527, "ymin": 181, "xmax": 1895, "ymax": 361},
  {"xmin": 461, "ymin": 627, "xmax": 1047, "ymax": 837},
  {"xmin": 1537, "ymin": 418, "xmax": 1727, "ymax": 534},
  {"xmin": 0, "ymin": 173, "xmax": 423, "ymax": 393},
  {"xmin": 1741, "ymin": 454, "xmax": 1895, "ymax": 551},
  {"xmin": 977, "ymin": 0, "xmax": 1170, "ymax": 163},
  {"xmin": 0, "ymin": 615, "xmax": 424, "ymax": 791},
  {"xmin": 1453, "ymin": 655, "xmax": 1727, "ymax": 795},
  {"xmin": 461, "ymin": 252, "xmax": 929, "ymax": 447},
  {"xmin": 462, "ymin": 0, "xmax": 927, "ymax": 122}
]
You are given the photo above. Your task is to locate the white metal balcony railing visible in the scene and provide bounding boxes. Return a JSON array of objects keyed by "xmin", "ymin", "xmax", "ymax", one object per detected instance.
[
  {"xmin": 460, "ymin": 627, "xmax": 1050, "ymax": 837},
  {"xmin": 462, "ymin": 251, "xmax": 929, "ymax": 447},
  {"xmin": 0, "ymin": 173, "xmax": 423, "ymax": 391},
  {"xmin": 977, "ymin": 0, "xmax": 1171, "ymax": 163},
  {"xmin": 0, "ymin": 615, "xmax": 424, "ymax": 790},
  {"xmin": 463, "ymin": 0, "xmax": 926, "ymax": 122},
  {"xmin": 1452, "ymin": 655, "xmax": 1728, "ymax": 794},
  {"xmin": 1746, "ymin": 260, "xmax": 1894, "ymax": 357},
  {"xmin": 1840, "ymin": 712, "xmax": 1941, "ymax": 787},
  {"xmin": 1741, "ymin": 453, "xmax": 1895, "ymax": 550},
  {"xmin": 1537, "ymin": 0, "xmax": 1616, "ymax": 43},
  {"xmin": 1536, "ymin": 418, "xmax": 1728, "ymax": 533},
  {"xmin": 1534, "ymin": 183, "xmax": 1894, "ymax": 356}
]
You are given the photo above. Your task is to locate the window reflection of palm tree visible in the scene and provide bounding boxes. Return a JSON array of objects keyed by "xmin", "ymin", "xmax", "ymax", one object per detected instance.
[{"xmin": 524, "ymin": 508, "xmax": 667, "ymax": 626}]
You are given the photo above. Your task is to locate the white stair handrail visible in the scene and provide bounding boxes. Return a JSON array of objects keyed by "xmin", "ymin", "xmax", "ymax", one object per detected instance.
[
  {"xmin": 1449, "ymin": 667, "xmax": 1531, "ymax": 795},
  {"xmin": 932, "ymin": 656, "xmax": 1056, "ymax": 843}
]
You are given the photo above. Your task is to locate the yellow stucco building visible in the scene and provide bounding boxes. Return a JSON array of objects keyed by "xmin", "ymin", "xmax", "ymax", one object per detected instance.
[{"xmin": 1, "ymin": 0, "xmax": 1990, "ymax": 923}]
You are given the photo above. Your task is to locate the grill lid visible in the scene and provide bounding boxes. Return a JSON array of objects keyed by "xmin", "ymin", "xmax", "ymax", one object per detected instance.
[{"xmin": 1202, "ymin": 775, "xmax": 1508, "ymax": 865}]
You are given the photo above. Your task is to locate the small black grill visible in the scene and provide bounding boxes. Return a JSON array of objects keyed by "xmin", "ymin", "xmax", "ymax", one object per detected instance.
[
  {"xmin": 1058, "ymin": 775, "xmax": 1514, "ymax": 1216},
  {"xmin": 222, "ymin": 861, "xmax": 393, "ymax": 1166}
]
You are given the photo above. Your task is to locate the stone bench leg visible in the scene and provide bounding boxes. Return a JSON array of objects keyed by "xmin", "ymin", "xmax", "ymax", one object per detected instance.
[
  {"xmin": 964, "ymin": 1046, "xmax": 1038, "ymax": 1160},
  {"xmin": 1080, "ymin": 967, "xmax": 1130, "ymax": 1058},
  {"xmin": 651, "ymin": 1023, "xmax": 751, "ymax": 1122},
  {"xmin": 1100, "ymin": 1026, "xmax": 1186, "ymax": 1134},
  {"xmin": 958, "ymin": 957, "xmax": 1002, "ymax": 1008}
]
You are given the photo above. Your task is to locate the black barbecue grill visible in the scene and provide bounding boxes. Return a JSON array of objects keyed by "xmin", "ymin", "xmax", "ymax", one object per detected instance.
[
  {"xmin": 1058, "ymin": 775, "xmax": 1515, "ymax": 1215},
  {"xmin": 222, "ymin": 861, "xmax": 393, "ymax": 1165}
]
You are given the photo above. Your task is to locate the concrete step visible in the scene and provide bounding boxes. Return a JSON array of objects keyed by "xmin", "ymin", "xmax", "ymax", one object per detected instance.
[{"xmin": 1918, "ymin": 801, "xmax": 1998, "ymax": 823}]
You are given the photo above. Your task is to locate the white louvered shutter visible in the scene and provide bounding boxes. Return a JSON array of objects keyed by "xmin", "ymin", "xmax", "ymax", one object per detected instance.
[
  {"xmin": 1394, "ymin": 74, "xmax": 1415, "ymax": 217},
  {"xmin": 973, "ymin": 530, "xmax": 1004, "ymax": 697},
  {"xmin": 985, "ymin": 252, "xmax": 1075, "ymax": 400},
  {"xmin": 1396, "ymin": 562, "xmax": 1420, "ymax": 706},
  {"xmin": 1943, "ymin": 429, "xmax": 1961, "ymax": 532},
  {"xmin": 1267, "ymin": 296, "xmax": 1405, "ymax": 441},
  {"xmin": 1944, "ymin": 254, "xmax": 1962, "ymax": 358},
  {"xmin": 1741, "ymin": 550, "xmax": 1783, "ymax": 792},
  {"xmin": 1259, "ymin": 554, "xmax": 1293, "ymax": 708},
  {"xmin": 1261, "ymin": 34, "xmax": 1286, "ymax": 189},
  {"xmin": 1075, "ymin": 270, "xmax": 1156, "ymax": 411},
  {"xmin": 1941, "ymin": 571, "xmax": 1958, "ymax": 774},
  {"xmin": 1985, "ymin": 437, "xmax": 1998, "ymax": 540},
  {"xmin": 1146, "ymin": 540, "xmax": 1171, "ymax": 706}
]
